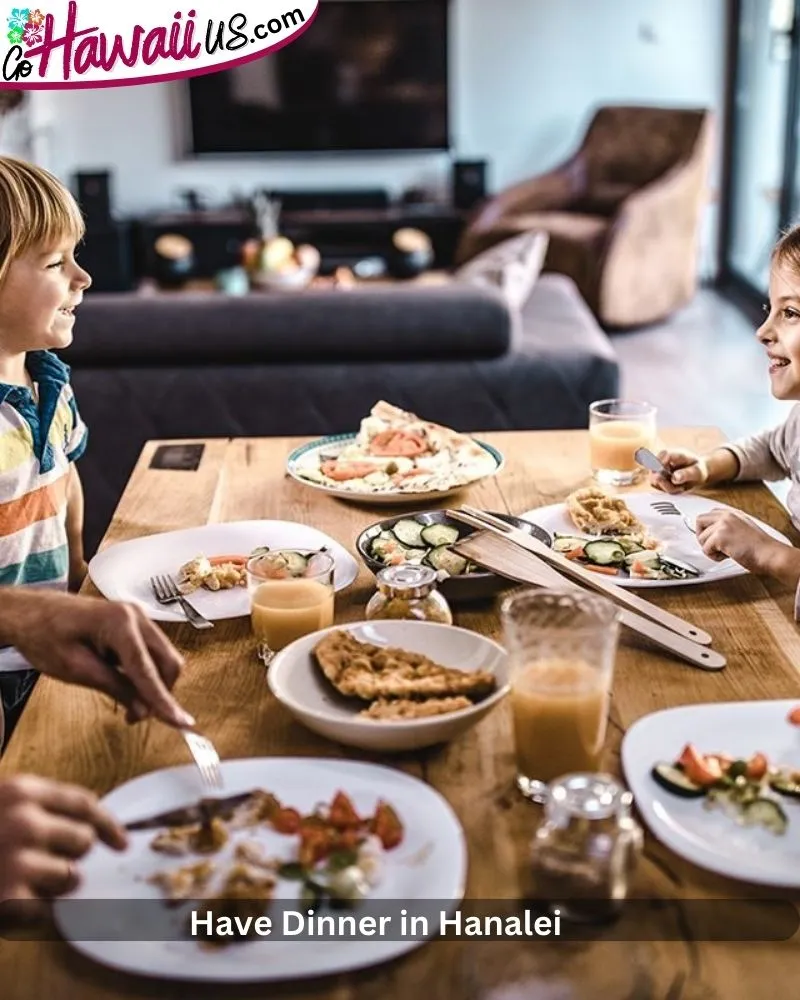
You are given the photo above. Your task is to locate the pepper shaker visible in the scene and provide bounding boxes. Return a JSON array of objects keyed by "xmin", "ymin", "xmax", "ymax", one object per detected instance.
[{"xmin": 529, "ymin": 773, "xmax": 643, "ymax": 923}]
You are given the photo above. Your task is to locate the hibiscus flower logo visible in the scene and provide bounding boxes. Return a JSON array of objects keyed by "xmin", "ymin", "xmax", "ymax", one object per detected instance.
[
  {"xmin": 6, "ymin": 7, "xmax": 29, "ymax": 31},
  {"xmin": 23, "ymin": 17, "xmax": 42, "ymax": 45},
  {"xmin": 6, "ymin": 8, "xmax": 46, "ymax": 47}
]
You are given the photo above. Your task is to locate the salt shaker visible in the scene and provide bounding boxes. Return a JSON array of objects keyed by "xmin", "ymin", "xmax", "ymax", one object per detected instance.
[
  {"xmin": 529, "ymin": 773, "xmax": 643, "ymax": 923},
  {"xmin": 365, "ymin": 565, "xmax": 453, "ymax": 624}
]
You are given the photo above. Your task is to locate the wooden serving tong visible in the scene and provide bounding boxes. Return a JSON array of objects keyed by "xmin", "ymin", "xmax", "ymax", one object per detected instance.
[{"xmin": 447, "ymin": 507, "xmax": 726, "ymax": 672}]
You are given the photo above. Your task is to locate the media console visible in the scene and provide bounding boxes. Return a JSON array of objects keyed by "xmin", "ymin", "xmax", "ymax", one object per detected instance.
[{"xmin": 134, "ymin": 205, "xmax": 469, "ymax": 279}]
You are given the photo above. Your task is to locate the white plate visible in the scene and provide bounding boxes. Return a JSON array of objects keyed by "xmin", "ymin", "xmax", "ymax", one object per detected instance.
[
  {"xmin": 286, "ymin": 434, "xmax": 504, "ymax": 506},
  {"xmin": 268, "ymin": 620, "xmax": 509, "ymax": 752},
  {"xmin": 622, "ymin": 700, "xmax": 800, "ymax": 887},
  {"xmin": 520, "ymin": 492, "xmax": 791, "ymax": 588},
  {"xmin": 54, "ymin": 757, "xmax": 467, "ymax": 981},
  {"xmin": 89, "ymin": 520, "xmax": 358, "ymax": 622}
]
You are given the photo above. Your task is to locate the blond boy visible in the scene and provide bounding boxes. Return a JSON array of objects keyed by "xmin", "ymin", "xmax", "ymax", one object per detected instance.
[{"xmin": 0, "ymin": 156, "xmax": 92, "ymax": 743}]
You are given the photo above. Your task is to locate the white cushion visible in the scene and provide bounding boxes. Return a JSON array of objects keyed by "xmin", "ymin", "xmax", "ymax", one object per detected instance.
[{"xmin": 456, "ymin": 230, "xmax": 549, "ymax": 311}]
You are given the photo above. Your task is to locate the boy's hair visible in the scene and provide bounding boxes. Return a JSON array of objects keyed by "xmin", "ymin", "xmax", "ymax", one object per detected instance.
[
  {"xmin": 773, "ymin": 223, "xmax": 800, "ymax": 276},
  {"xmin": 0, "ymin": 156, "xmax": 84, "ymax": 286}
]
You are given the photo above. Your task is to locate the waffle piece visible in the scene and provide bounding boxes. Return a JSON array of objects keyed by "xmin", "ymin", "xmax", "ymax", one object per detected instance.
[{"xmin": 566, "ymin": 487, "xmax": 646, "ymax": 537}]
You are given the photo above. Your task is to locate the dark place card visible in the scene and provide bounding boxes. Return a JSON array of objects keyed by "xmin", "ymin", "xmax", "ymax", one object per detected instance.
[{"xmin": 149, "ymin": 444, "xmax": 205, "ymax": 471}]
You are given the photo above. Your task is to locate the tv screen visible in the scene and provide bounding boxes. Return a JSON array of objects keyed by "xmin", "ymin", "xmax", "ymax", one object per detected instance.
[{"xmin": 187, "ymin": 0, "xmax": 449, "ymax": 154}]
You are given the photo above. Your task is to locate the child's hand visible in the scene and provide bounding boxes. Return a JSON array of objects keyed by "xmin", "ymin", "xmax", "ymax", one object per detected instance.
[
  {"xmin": 649, "ymin": 449, "xmax": 708, "ymax": 495},
  {"xmin": 695, "ymin": 508, "xmax": 783, "ymax": 573}
]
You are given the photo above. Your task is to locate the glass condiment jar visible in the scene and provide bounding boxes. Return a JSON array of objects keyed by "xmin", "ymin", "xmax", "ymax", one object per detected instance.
[
  {"xmin": 529, "ymin": 773, "xmax": 643, "ymax": 923},
  {"xmin": 365, "ymin": 564, "xmax": 453, "ymax": 624}
]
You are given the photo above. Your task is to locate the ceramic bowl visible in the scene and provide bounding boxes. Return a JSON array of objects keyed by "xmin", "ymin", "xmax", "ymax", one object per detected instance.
[{"xmin": 267, "ymin": 619, "xmax": 508, "ymax": 753}]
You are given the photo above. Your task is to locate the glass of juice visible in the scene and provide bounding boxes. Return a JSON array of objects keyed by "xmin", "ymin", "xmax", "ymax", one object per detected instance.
[
  {"xmin": 588, "ymin": 399, "xmax": 657, "ymax": 486},
  {"xmin": 501, "ymin": 588, "xmax": 620, "ymax": 801},
  {"xmin": 246, "ymin": 549, "xmax": 335, "ymax": 665}
]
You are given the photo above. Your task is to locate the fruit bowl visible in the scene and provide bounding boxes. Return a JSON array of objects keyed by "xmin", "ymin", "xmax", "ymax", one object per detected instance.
[{"xmin": 247, "ymin": 238, "xmax": 320, "ymax": 291}]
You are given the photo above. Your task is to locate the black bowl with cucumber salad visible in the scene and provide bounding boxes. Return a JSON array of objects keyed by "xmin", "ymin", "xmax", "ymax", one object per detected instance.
[{"xmin": 356, "ymin": 509, "xmax": 552, "ymax": 602}]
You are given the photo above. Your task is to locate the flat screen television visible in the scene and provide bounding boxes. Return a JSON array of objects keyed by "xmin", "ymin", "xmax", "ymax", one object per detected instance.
[{"xmin": 187, "ymin": 0, "xmax": 450, "ymax": 154}]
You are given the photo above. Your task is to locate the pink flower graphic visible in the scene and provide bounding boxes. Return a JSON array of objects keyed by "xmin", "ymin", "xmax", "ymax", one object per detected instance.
[
  {"xmin": 23, "ymin": 21, "xmax": 41, "ymax": 44},
  {"xmin": 27, "ymin": 7, "xmax": 44, "ymax": 25}
]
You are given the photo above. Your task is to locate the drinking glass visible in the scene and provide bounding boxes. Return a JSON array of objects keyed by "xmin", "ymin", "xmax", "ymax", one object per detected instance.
[
  {"xmin": 588, "ymin": 399, "xmax": 657, "ymax": 486},
  {"xmin": 246, "ymin": 550, "xmax": 335, "ymax": 665},
  {"xmin": 500, "ymin": 589, "xmax": 620, "ymax": 801}
]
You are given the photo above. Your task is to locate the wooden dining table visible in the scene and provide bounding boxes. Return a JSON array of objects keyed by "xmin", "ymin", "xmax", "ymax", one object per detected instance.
[{"xmin": 2, "ymin": 427, "xmax": 800, "ymax": 1000}]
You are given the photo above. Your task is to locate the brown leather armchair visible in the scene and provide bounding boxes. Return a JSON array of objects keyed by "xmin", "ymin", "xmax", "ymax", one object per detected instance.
[{"xmin": 455, "ymin": 106, "xmax": 714, "ymax": 328}]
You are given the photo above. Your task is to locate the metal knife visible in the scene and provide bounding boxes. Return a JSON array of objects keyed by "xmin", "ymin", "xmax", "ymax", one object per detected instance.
[
  {"xmin": 634, "ymin": 447, "xmax": 672, "ymax": 478},
  {"xmin": 123, "ymin": 790, "xmax": 256, "ymax": 831}
]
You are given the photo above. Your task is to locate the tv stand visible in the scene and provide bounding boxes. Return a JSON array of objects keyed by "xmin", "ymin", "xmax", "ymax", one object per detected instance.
[{"xmin": 135, "ymin": 205, "xmax": 469, "ymax": 279}]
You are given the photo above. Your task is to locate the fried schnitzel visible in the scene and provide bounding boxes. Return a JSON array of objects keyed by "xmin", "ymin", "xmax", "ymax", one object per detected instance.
[
  {"xmin": 360, "ymin": 696, "xmax": 474, "ymax": 720},
  {"xmin": 313, "ymin": 630, "xmax": 496, "ymax": 701}
]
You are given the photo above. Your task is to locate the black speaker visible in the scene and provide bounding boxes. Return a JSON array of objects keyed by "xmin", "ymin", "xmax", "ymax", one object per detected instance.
[
  {"xmin": 76, "ymin": 221, "xmax": 135, "ymax": 292},
  {"xmin": 452, "ymin": 160, "xmax": 487, "ymax": 210},
  {"xmin": 74, "ymin": 171, "xmax": 111, "ymax": 227}
]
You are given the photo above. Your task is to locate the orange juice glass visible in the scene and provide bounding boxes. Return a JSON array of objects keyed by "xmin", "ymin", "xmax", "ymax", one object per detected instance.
[
  {"xmin": 246, "ymin": 550, "xmax": 335, "ymax": 665},
  {"xmin": 501, "ymin": 589, "xmax": 620, "ymax": 801},
  {"xmin": 588, "ymin": 399, "xmax": 657, "ymax": 486}
]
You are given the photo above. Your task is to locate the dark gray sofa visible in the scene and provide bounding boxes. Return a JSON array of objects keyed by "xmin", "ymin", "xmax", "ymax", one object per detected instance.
[{"xmin": 63, "ymin": 274, "xmax": 619, "ymax": 554}]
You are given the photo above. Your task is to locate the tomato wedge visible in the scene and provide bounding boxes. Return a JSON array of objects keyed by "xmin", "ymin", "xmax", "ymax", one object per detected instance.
[
  {"xmin": 328, "ymin": 791, "xmax": 362, "ymax": 829},
  {"xmin": 677, "ymin": 743, "xmax": 723, "ymax": 786},
  {"xmin": 371, "ymin": 801, "xmax": 404, "ymax": 849},
  {"xmin": 788, "ymin": 706, "xmax": 800, "ymax": 726},
  {"xmin": 745, "ymin": 752, "xmax": 769, "ymax": 781},
  {"xmin": 271, "ymin": 807, "xmax": 301, "ymax": 835}
]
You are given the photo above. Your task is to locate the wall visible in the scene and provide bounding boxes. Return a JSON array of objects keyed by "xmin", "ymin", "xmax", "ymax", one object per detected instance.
[{"xmin": 11, "ymin": 0, "xmax": 726, "ymax": 261}]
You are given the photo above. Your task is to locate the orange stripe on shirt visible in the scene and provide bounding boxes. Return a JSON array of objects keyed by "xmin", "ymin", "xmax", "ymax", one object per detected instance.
[{"xmin": 0, "ymin": 472, "xmax": 69, "ymax": 538}]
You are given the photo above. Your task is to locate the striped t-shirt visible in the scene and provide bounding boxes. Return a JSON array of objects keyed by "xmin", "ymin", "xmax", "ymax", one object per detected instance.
[{"xmin": 0, "ymin": 349, "xmax": 87, "ymax": 613}]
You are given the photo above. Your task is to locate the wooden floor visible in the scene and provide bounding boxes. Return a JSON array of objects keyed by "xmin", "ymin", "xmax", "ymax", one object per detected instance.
[{"xmin": 613, "ymin": 288, "xmax": 793, "ymax": 503}]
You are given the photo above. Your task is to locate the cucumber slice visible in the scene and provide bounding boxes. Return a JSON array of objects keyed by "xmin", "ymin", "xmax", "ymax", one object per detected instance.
[
  {"xmin": 282, "ymin": 551, "xmax": 310, "ymax": 577},
  {"xmin": 583, "ymin": 540, "xmax": 626, "ymax": 566},
  {"xmin": 615, "ymin": 537, "xmax": 645, "ymax": 555},
  {"xmin": 392, "ymin": 519, "xmax": 425, "ymax": 548},
  {"xmin": 426, "ymin": 546, "xmax": 468, "ymax": 576},
  {"xmin": 370, "ymin": 535, "xmax": 402, "ymax": 560},
  {"xmin": 769, "ymin": 777, "xmax": 800, "ymax": 800},
  {"xmin": 420, "ymin": 523, "xmax": 460, "ymax": 547},
  {"xmin": 403, "ymin": 548, "xmax": 428, "ymax": 565},
  {"xmin": 553, "ymin": 534, "xmax": 588, "ymax": 553},
  {"xmin": 624, "ymin": 548, "xmax": 660, "ymax": 567},
  {"xmin": 651, "ymin": 763, "xmax": 704, "ymax": 798},
  {"xmin": 743, "ymin": 798, "xmax": 788, "ymax": 834}
]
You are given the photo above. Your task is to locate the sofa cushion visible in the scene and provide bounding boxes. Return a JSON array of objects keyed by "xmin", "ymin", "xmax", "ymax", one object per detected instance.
[
  {"xmin": 455, "ymin": 230, "xmax": 549, "ymax": 311},
  {"xmin": 67, "ymin": 284, "xmax": 513, "ymax": 366}
]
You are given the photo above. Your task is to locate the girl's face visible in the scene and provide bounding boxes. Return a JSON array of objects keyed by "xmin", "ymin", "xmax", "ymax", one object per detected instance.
[
  {"xmin": 0, "ymin": 239, "xmax": 91, "ymax": 356},
  {"xmin": 758, "ymin": 258, "xmax": 800, "ymax": 401}
]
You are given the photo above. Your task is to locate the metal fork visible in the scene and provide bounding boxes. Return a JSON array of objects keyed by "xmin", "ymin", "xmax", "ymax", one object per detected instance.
[
  {"xmin": 651, "ymin": 500, "xmax": 696, "ymax": 534},
  {"xmin": 181, "ymin": 729, "xmax": 223, "ymax": 790},
  {"xmin": 150, "ymin": 574, "xmax": 214, "ymax": 630}
]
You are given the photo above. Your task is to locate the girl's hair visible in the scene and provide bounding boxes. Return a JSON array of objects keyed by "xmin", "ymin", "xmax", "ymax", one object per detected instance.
[
  {"xmin": 773, "ymin": 223, "xmax": 800, "ymax": 276},
  {"xmin": 0, "ymin": 156, "xmax": 84, "ymax": 285}
]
